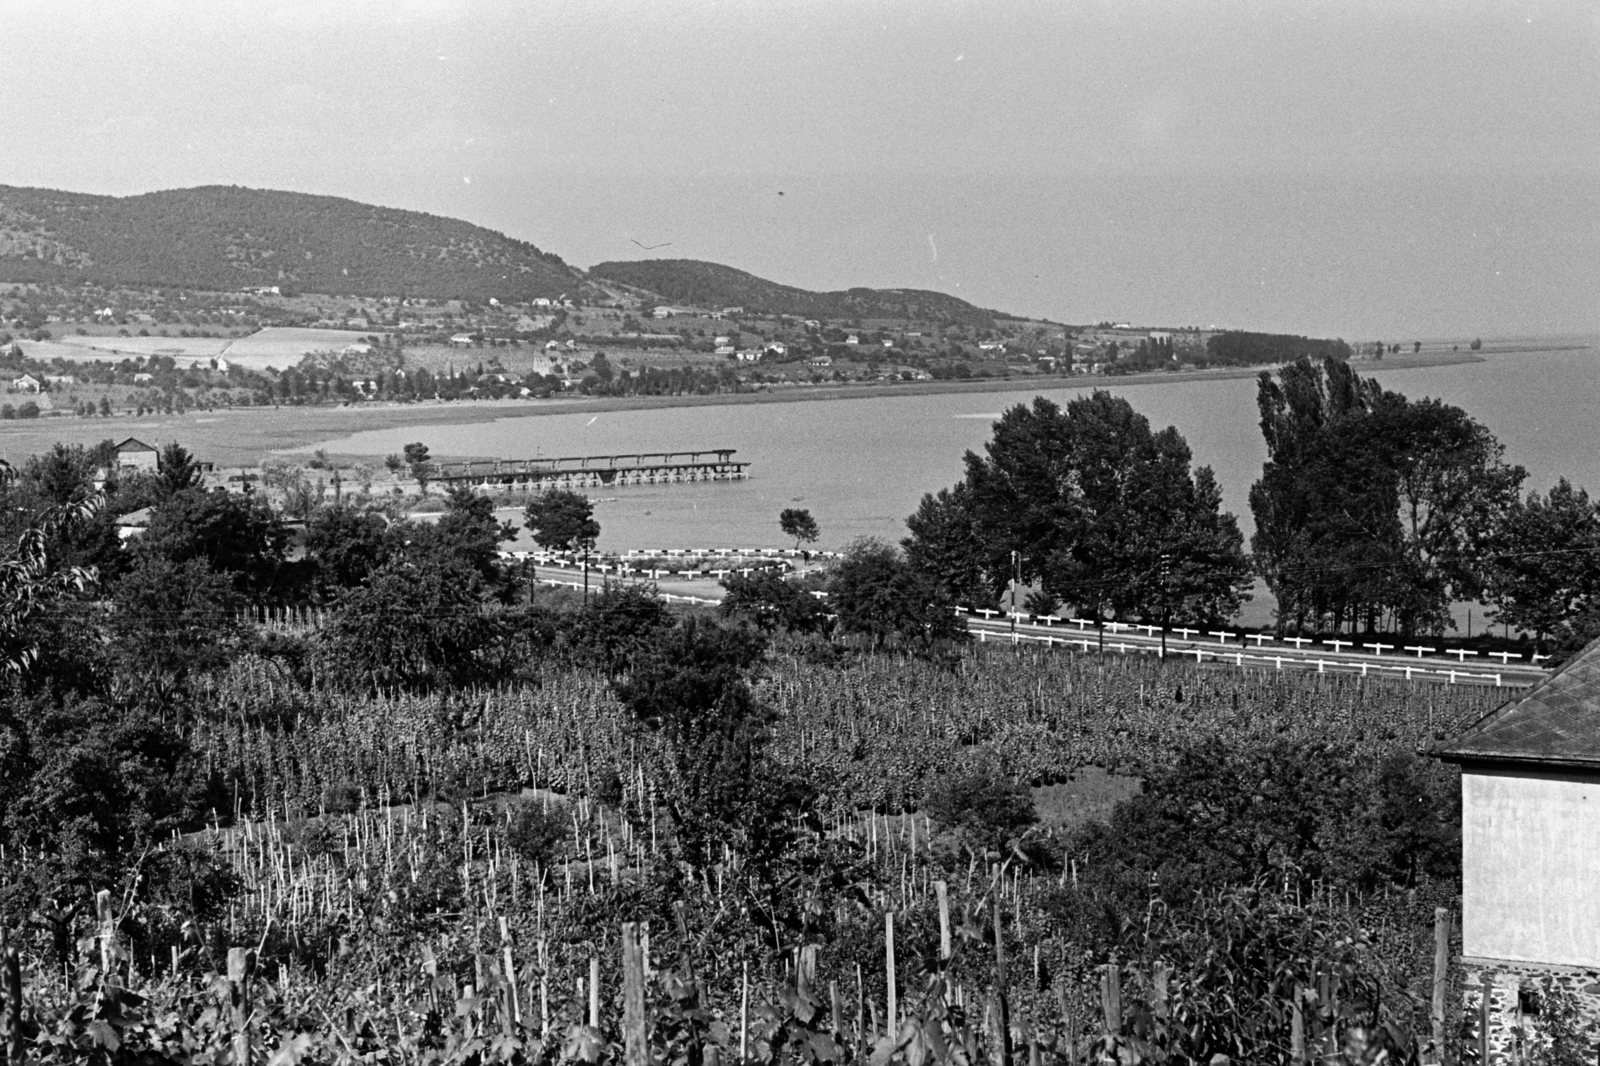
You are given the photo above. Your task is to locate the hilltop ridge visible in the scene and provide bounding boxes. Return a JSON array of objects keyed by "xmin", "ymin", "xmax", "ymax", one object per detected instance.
[
  {"xmin": 588, "ymin": 258, "xmax": 1002, "ymax": 326},
  {"xmin": 0, "ymin": 184, "xmax": 581, "ymax": 300}
]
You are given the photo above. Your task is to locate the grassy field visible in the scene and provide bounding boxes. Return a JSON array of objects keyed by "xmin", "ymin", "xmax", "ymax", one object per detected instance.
[{"xmin": 221, "ymin": 326, "xmax": 390, "ymax": 370}]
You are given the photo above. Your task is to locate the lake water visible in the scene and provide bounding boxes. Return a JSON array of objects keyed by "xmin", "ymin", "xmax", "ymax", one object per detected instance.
[{"xmin": 300, "ymin": 344, "xmax": 1600, "ymax": 556}]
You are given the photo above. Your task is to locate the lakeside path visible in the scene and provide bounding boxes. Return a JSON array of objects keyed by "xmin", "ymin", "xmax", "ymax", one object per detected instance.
[{"xmin": 0, "ymin": 348, "xmax": 1529, "ymax": 469}]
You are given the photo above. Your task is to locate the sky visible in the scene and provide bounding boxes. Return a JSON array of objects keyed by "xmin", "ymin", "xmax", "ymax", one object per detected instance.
[{"xmin": 1, "ymin": 0, "xmax": 1596, "ymax": 339}]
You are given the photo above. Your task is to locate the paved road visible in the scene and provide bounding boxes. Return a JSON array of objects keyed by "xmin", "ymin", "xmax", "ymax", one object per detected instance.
[{"xmin": 523, "ymin": 556, "xmax": 1546, "ymax": 690}]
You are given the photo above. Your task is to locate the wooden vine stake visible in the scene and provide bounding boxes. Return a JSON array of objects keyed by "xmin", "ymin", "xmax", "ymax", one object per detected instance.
[
  {"xmin": 1290, "ymin": 983, "xmax": 1305, "ymax": 1064},
  {"xmin": 885, "ymin": 911, "xmax": 897, "ymax": 1039},
  {"xmin": 1431, "ymin": 908, "xmax": 1452, "ymax": 1066},
  {"xmin": 1100, "ymin": 962, "xmax": 1121, "ymax": 1037},
  {"xmin": 0, "ymin": 929, "xmax": 22, "ymax": 1065},
  {"xmin": 935, "ymin": 880, "xmax": 952, "ymax": 963},
  {"xmin": 1478, "ymin": 978, "xmax": 1492, "ymax": 1066},
  {"xmin": 621, "ymin": 923, "xmax": 648, "ymax": 1066},
  {"xmin": 227, "ymin": 947, "xmax": 252, "ymax": 1066},
  {"xmin": 992, "ymin": 873, "xmax": 1012, "ymax": 1066},
  {"xmin": 588, "ymin": 956, "xmax": 601, "ymax": 1029},
  {"xmin": 95, "ymin": 890, "xmax": 115, "ymax": 977}
]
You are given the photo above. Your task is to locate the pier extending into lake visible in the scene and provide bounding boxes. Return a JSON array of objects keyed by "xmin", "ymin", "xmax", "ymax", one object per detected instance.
[{"xmin": 426, "ymin": 449, "xmax": 748, "ymax": 490}]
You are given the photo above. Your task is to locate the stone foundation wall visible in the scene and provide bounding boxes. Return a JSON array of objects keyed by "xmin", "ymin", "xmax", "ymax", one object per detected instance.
[{"xmin": 1461, "ymin": 957, "xmax": 1600, "ymax": 1063}]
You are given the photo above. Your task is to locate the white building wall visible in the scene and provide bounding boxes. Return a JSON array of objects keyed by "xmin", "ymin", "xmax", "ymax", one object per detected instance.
[{"xmin": 1463, "ymin": 765, "xmax": 1600, "ymax": 966}]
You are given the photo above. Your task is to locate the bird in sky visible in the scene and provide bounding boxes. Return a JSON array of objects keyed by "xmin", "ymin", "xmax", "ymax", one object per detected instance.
[{"xmin": 631, "ymin": 239, "xmax": 673, "ymax": 250}]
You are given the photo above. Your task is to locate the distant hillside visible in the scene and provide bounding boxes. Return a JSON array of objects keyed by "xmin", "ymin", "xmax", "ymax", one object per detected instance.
[
  {"xmin": 589, "ymin": 259, "xmax": 999, "ymax": 326},
  {"xmin": 0, "ymin": 185, "xmax": 580, "ymax": 300}
]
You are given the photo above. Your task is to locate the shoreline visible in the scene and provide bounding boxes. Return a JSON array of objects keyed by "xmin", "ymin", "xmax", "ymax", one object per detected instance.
[
  {"xmin": 287, "ymin": 349, "xmax": 1500, "ymax": 458},
  {"xmin": 0, "ymin": 345, "xmax": 1578, "ymax": 469}
]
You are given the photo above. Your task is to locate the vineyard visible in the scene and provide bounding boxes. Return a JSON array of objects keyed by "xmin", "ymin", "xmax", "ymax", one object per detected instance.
[{"xmin": 0, "ymin": 638, "xmax": 1505, "ymax": 1064}]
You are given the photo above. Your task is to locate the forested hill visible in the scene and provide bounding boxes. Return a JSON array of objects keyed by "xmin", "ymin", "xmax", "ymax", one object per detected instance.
[
  {"xmin": 0, "ymin": 185, "xmax": 580, "ymax": 300},
  {"xmin": 589, "ymin": 258, "xmax": 1000, "ymax": 326}
]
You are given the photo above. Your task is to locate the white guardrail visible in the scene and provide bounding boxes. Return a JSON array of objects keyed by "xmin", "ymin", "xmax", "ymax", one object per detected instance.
[{"xmin": 960, "ymin": 609, "xmax": 1538, "ymax": 687}]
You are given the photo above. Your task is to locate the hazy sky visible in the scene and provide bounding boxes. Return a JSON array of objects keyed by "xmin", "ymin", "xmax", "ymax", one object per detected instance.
[{"xmin": 2, "ymin": 0, "xmax": 1596, "ymax": 338}]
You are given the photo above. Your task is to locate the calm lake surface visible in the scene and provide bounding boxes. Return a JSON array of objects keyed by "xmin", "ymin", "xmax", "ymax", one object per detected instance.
[{"xmin": 304, "ymin": 344, "xmax": 1600, "ymax": 555}]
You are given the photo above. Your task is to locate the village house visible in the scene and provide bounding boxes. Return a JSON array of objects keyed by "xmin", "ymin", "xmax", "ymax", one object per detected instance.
[
  {"xmin": 1438, "ymin": 638, "xmax": 1600, "ymax": 1058},
  {"xmin": 808, "ymin": 354, "xmax": 833, "ymax": 368},
  {"xmin": 114, "ymin": 507, "xmax": 152, "ymax": 540},
  {"xmin": 10, "ymin": 374, "xmax": 40, "ymax": 393},
  {"xmin": 844, "ymin": 335, "xmax": 860, "ymax": 346},
  {"xmin": 735, "ymin": 350, "xmax": 762, "ymax": 362},
  {"xmin": 449, "ymin": 333, "xmax": 477, "ymax": 348},
  {"xmin": 715, "ymin": 346, "xmax": 737, "ymax": 357}
]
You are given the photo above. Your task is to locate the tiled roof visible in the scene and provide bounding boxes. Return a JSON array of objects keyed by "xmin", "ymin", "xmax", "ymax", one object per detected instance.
[{"xmin": 1438, "ymin": 636, "xmax": 1600, "ymax": 768}]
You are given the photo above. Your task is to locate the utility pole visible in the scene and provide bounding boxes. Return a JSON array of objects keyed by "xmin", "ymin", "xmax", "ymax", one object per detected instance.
[
  {"xmin": 1159, "ymin": 552, "xmax": 1171, "ymax": 659},
  {"xmin": 1010, "ymin": 550, "xmax": 1021, "ymax": 634}
]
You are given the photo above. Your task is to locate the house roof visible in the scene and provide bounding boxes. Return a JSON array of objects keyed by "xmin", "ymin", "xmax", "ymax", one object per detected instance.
[
  {"xmin": 115, "ymin": 437, "xmax": 157, "ymax": 453},
  {"xmin": 1437, "ymin": 636, "xmax": 1600, "ymax": 769}
]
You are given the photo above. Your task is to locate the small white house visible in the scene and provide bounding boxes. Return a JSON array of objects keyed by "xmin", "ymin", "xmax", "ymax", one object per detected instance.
[
  {"xmin": 449, "ymin": 333, "xmax": 477, "ymax": 348},
  {"xmin": 1439, "ymin": 637, "xmax": 1600, "ymax": 1051},
  {"xmin": 11, "ymin": 374, "xmax": 40, "ymax": 393}
]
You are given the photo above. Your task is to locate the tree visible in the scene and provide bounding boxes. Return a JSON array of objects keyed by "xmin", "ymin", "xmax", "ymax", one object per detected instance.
[
  {"xmin": 719, "ymin": 570, "xmax": 827, "ymax": 634},
  {"xmin": 403, "ymin": 442, "xmax": 431, "ymax": 491},
  {"xmin": 561, "ymin": 582, "xmax": 674, "ymax": 674},
  {"xmin": 778, "ymin": 507, "xmax": 819, "ymax": 550},
  {"xmin": 109, "ymin": 554, "xmax": 242, "ymax": 688},
  {"xmin": 401, "ymin": 486, "xmax": 516, "ymax": 583},
  {"xmin": 156, "ymin": 441, "xmax": 205, "ymax": 495},
  {"xmin": 926, "ymin": 392, "xmax": 1250, "ymax": 624},
  {"xmin": 1483, "ymin": 479, "xmax": 1600, "ymax": 650},
  {"xmin": 524, "ymin": 489, "xmax": 599, "ymax": 553},
  {"xmin": 902, "ymin": 483, "xmax": 993, "ymax": 610},
  {"xmin": 318, "ymin": 557, "xmax": 495, "ymax": 691},
  {"xmin": 1250, "ymin": 356, "xmax": 1523, "ymax": 635},
  {"xmin": 133, "ymin": 487, "xmax": 289, "ymax": 599},
  {"xmin": 303, "ymin": 504, "xmax": 391, "ymax": 593},
  {"xmin": 611, "ymin": 618, "xmax": 774, "ymax": 866},
  {"xmin": 827, "ymin": 537, "xmax": 964, "ymax": 650}
]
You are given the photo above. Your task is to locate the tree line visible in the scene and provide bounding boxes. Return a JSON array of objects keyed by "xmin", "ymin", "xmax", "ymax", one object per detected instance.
[{"xmin": 864, "ymin": 356, "xmax": 1600, "ymax": 653}]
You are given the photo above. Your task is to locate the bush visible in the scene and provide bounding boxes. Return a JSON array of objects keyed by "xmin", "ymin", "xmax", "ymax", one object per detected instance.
[
  {"xmin": 505, "ymin": 799, "xmax": 567, "ymax": 866},
  {"xmin": 924, "ymin": 757, "xmax": 1038, "ymax": 858}
]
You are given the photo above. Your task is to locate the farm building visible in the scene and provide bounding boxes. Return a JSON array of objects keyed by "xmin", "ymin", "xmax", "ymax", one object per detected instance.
[
  {"xmin": 1438, "ymin": 637, "xmax": 1600, "ymax": 1057},
  {"xmin": 112, "ymin": 438, "xmax": 160, "ymax": 473},
  {"xmin": 10, "ymin": 374, "xmax": 39, "ymax": 393}
]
